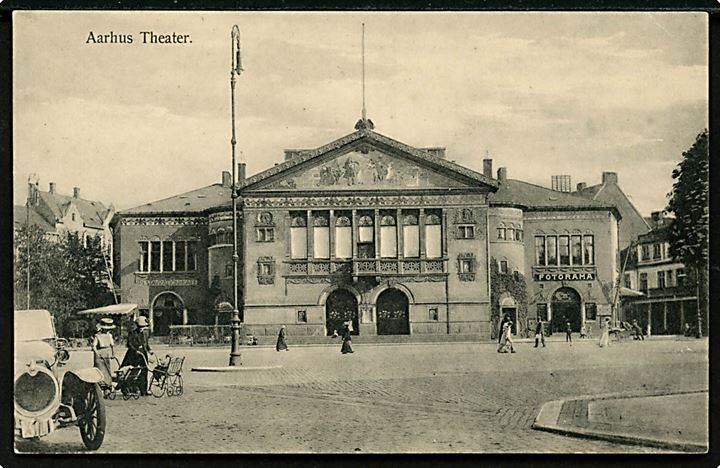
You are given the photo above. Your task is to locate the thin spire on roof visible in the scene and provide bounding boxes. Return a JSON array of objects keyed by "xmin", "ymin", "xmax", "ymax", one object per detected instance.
[{"xmin": 355, "ymin": 22, "xmax": 374, "ymax": 131}]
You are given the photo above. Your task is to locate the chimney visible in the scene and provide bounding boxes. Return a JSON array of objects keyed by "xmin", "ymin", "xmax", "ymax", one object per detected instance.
[
  {"xmin": 73, "ymin": 187, "xmax": 80, "ymax": 199},
  {"xmin": 602, "ymin": 171, "xmax": 618, "ymax": 185},
  {"xmin": 551, "ymin": 175, "xmax": 572, "ymax": 192},
  {"xmin": 497, "ymin": 167, "xmax": 507, "ymax": 183},
  {"xmin": 422, "ymin": 147, "xmax": 446, "ymax": 159},
  {"xmin": 284, "ymin": 150, "xmax": 299, "ymax": 161},
  {"xmin": 221, "ymin": 171, "xmax": 232, "ymax": 188},
  {"xmin": 483, "ymin": 159, "xmax": 493, "ymax": 178},
  {"xmin": 577, "ymin": 182, "xmax": 587, "ymax": 192},
  {"xmin": 238, "ymin": 163, "xmax": 246, "ymax": 184},
  {"xmin": 49, "ymin": 182, "xmax": 56, "ymax": 194}
]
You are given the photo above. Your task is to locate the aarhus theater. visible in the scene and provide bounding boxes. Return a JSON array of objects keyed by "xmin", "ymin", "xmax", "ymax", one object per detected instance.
[{"xmin": 113, "ymin": 119, "xmax": 621, "ymax": 338}]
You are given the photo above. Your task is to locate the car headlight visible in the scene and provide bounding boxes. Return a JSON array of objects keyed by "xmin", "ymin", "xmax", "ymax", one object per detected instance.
[{"xmin": 14, "ymin": 366, "xmax": 59, "ymax": 416}]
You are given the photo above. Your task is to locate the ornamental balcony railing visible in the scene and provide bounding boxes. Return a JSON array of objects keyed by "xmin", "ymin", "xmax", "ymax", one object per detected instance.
[{"xmin": 284, "ymin": 258, "xmax": 448, "ymax": 277}]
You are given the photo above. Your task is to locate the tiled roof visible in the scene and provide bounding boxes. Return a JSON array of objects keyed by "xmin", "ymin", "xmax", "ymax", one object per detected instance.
[
  {"xmin": 13, "ymin": 205, "xmax": 54, "ymax": 232},
  {"xmin": 240, "ymin": 129, "xmax": 499, "ymax": 191},
  {"xmin": 120, "ymin": 184, "xmax": 232, "ymax": 215},
  {"xmin": 37, "ymin": 191, "xmax": 111, "ymax": 229},
  {"xmin": 489, "ymin": 179, "xmax": 619, "ymax": 215},
  {"xmin": 637, "ymin": 223, "xmax": 673, "ymax": 243}
]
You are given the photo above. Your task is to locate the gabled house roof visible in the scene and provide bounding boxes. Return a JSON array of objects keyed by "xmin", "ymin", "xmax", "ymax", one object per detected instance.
[
  {"xmin": 575, "ymin": 181, "xmax": 650, "ymax": 229},
  {"xmin": 239, "ymin": 128, "xmax": 499, "ymax": 191},
  {"xmin": 37, "ymin": 191, "xmax": 112, "ymax": 229},
  {"xmin": 489, "ymin": 179, "xmax": 621, "ymax": 218},
  {"xmin": 120, "ymin": 184, "xmax": 232, "ymax": 215},
  {"xmin": 13, "ymin": 205, "xmax": 54, "ymax": 232}
]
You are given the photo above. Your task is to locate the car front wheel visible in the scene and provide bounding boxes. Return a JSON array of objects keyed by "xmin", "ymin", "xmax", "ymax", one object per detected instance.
[{"xmin": 78, "ymin": 383, "xmax": 106, "ymax": 450}]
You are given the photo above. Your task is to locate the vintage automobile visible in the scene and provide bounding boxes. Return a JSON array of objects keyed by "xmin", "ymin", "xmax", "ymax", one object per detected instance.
[{"xmin": 14, "ymin": 309, "xmax": 107, "ymax": 450}]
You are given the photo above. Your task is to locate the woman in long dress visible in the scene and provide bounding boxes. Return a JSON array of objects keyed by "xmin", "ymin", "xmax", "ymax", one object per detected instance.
[
  {"xmin": 598, "ymin": 317, "xmax": 611, "ymax": 348},
  {"xmin": 92, "ymin": 318, "xmax": 116, "ymax": 386},
  {"xmin": 497, "ymin": 321, "xmax": 516, "ymax": 353},
  {"xmin": 276, "ymin": 325, "xmax": 288, "ymax": 351},
  {"xmin": 340, "ymin": 321, "xmax": 354, "ymax": 354}
]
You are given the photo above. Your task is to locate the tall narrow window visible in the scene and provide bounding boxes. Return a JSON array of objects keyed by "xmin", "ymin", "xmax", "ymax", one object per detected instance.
[
  {"xmin": 535, "ymin": 236, "xmax": 546, "ymax": 266},
  {"xmin": 335, "ymin": 216, "xmax": 352, "ymax": 259},
  {"xmin": 162, "ymin": 241, "xmax": 173, "ymax": 271},
  {"xmin": 187, "ymin": 241, "xmax": 197, "ymax": 271},
  {"xmin": 380, "ymin": 214, "xmax": 397, "ymax": 258},
  {"xmin": 425, "ymin": 214, "xmax": 442, "ymax": 259},
  {"xmin": 497, "ymin": 226, "xmax": 506, "ymax": 240},
  {"xmin": 313, "ymin": 214, "xmax": 330, "ymax": 259},
  {"xmin": 657, "ymin": 271, "xmax": 666, "ymax": 289},
  {"xmin": 639, "ymin": 273, "xmax": 648, "ymax": 292},
  {"xmin": 653, "ymin": 243, "xmax": 661, "ymax": 259},
  {"xmin": 666, "ymin": 269, "xmax": 674, "ymax": 287},
  {"xmin": 571, "ymin": 235, "xmax": 583, "ymax": 265},
  {"xmin": 546, "ymin": 236, "xmax": 558, "ymax": 265},
  {"xmin": 175, "ymin": 241, "xmax": 186, "ymax": 271},
  {"xmin": 583, "ymin": 235, "xmax": 594, "ymax": 265},
  {"xmin": 357, "ymin": 215, "xmax": 374, "ymax": 259},
  {"xmin": 558, "ymin": 235, "xmax": 570, "ymax": 265},
  {"xmin": 150, "ymin": 241, "xmax": 161, "ymax": 272},
  {"xmin": 402, "ymin": 214, "xmax": 419, "ymax": 258},
  {"xmin": 290, "ymin": 215, "xmax": 308, "ymax": 259},
  {"xmin": 138, "ymin": 241, "xmax": 149, "ymax": 272},
  {"xmin": 507, "ymin": 228, "xmax": 515, "ymax": 241},
  {"xmin": 641, "ymin": 245, "xmax": 650, "ymax": 261}
]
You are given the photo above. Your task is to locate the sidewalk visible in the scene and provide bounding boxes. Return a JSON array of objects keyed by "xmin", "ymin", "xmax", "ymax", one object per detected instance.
[{"xmin": 532, "ymin": 389, "xmax": 708, "ymax": 452}]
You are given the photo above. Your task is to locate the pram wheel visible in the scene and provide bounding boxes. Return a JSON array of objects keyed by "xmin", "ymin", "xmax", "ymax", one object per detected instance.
[{"xmin": 150, "ymin": 378, "xmax": 165, "ymax": 398}]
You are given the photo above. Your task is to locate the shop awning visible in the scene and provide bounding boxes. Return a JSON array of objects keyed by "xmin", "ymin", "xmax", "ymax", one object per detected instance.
[
  {"xmin": 619, "ymin": 287, "xmax": 644, "ymax": 298},
  {"xmin": 77, "ymin": 303, "xmax": 138, "ymax": 316}
]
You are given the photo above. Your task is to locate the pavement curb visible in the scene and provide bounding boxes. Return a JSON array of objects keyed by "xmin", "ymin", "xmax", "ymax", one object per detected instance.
[
  {"xmin": 191, "ymin": 365, "xmax": 283, "ymax": 372},
  {"xmin": 532, "ymin": 391, "xmax": 708, "ymax": 453}
]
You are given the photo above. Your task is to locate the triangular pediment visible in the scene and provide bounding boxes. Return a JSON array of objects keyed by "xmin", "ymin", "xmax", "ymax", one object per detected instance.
[{"xmin": 241, "ymin": 130, "xmax": 498, "ymax": 193}]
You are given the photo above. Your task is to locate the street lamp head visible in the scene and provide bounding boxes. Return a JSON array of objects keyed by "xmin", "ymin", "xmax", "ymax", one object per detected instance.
[{"xmin": 231, "ymin": 25, "xmax": 243, "ymax": 76}]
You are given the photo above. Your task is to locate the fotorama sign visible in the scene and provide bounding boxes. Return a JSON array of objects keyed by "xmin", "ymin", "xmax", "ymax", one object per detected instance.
[{"xmin": 534, "ymin": 272, "xmax": 596, "ymax": 281}]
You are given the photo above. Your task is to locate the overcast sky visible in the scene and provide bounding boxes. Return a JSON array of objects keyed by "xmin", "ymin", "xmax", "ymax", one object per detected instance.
[{"xmin": 13, "ymin": 11, "xmax": 707, "ymax": 215}]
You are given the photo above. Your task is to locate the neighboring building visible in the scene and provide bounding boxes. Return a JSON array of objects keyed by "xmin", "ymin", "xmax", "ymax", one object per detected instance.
[
  {"xmin": 573, "ymin": 172, "xmax": 651, "ymax": 250},
  {"xmin": 486, "ymin": 161, "xmax": 621, "ymax": 335},
  {"xmin": 114, "ymin": 119, "xmax": 622, "ymax": 339},
  {"xmin": 13, "ymin": 182, "xmax": 115, "ymax": 271},
  {"xmin": 620, "ymin": 211, "xmax": 699, "ymax": 335}
]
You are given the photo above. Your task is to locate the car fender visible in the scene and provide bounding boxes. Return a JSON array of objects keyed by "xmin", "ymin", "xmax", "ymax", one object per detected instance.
[{"xmin": 64, "ymin": 367, "xmax": 104, "ymax": 384}]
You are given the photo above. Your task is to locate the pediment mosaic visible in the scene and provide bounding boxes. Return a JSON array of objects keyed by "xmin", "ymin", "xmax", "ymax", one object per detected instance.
[{"xmin": 261, "ymin": 149, "xmax": 466, "ymax": 191}]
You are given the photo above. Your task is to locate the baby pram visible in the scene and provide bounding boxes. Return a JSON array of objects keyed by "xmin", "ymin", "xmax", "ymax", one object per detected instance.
[{"xmin": 100, "ymin": 356, "xmax": 149, "ymax": 400}]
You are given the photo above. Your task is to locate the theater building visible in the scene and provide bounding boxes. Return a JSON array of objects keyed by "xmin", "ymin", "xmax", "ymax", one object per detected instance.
[{"xmin": 113, "ymin": 119, "xmax": 622, "ymax": 338}]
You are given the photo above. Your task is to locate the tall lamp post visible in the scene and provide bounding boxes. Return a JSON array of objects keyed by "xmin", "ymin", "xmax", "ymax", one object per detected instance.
[
  {"xmin": 228, "ymin": 25, "xmax": 244, "ymax": 366},
  {"xmin": 25, "ymin": 174, "xmax": 39, "ymax": 309}
]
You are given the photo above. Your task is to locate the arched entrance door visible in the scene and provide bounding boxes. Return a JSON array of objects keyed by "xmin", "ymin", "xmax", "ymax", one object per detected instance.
[
  {"xmin": 152, "ymin": 293, "xmax": 184, "ymax": 336},
  {"xmin": 325, "ymin": 289, "xmax": 359, "ymax": 336},
  {"xmin": 376, "ymin": 288, "xmax": 410, "ymax": 335},
  {"xmin": 551, "ymin": 287, "xmax": 582, "ymax": 333}
]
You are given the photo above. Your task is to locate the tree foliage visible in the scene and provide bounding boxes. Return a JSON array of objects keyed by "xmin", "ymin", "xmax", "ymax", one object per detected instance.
[
  {"xmin": 489, "ymin": 257, "xmax": 529, "ymax": 338},
  {"xmin": 666, "ymin": 129, "xmax": 709, "ymax": 270},
  {"xmin": 14, "ymin": 225, "xmax": 114, "ymax": 337}
]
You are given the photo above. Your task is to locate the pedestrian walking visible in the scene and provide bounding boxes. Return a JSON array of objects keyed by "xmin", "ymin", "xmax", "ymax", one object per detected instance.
[
  {"xmin": 683, "ymin": 322, "xmax": 691, "ymax": 337},
  {"xmin": 497, "ymin": 314, "xmax": 511, "ymax": 343},
  {"xmin": 534, "ymin": 317, "xmax": 546, "ymax": 348},
  {"xmin": 340, "ymin": 321, "xmax": 354, "ymax": 354},
  {"xmin": 598, "ymin": 317, "xmax": 611, "ymax": 348},
  {"xmin": 586, "ymin": 324, "xmax": 593, "ymax": 339},
  {"xmin": 579, "ymin": 325, "xmax": 587, "ymax": 339},
  {"xmin": 276, "ymin": 325, "xmax": 289, "ymax": 351},
  {"xmin": 565, "ymin": 321, "xmax": 572, "ymax": 343},
  {"xmin": 121, "ymin": 316, "xmax": 152, "ymax": 396},
  {"xmin": 92, "ymin": 318, "xmax": 116, "ymax": 386},
  {"xmin": 498, "ymin": 320, "xmax": 516, "ymax": 353},
  {"xmin": 632, "ymin": 319, "xmax": 644, "ymax": 340}
]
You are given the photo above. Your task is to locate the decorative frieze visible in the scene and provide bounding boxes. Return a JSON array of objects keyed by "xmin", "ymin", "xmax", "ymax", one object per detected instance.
[
  {"xmin": 136, "ymin": 277, "xmax": 199, "ymax": 287},
  {"xmin": 243, "ymin": 194, "xmax": 486, "ymax": 209},
  {"xmin": 121, "ymin": 216, "xmax": 208, "ymax": 226}
]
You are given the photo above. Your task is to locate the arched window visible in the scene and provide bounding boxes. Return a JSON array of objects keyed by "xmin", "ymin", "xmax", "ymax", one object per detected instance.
[
  {"xmin": 380, "ymin": 215, "xmax": 397, "ymax": 258},
  {"xmin": 425, "ymin": 214, "xmax": 442, "ymax": 259},
  {"xmin": 313, "ymin": 214, "xmax": 330, "ymax": 259},
  {"xmin": 358, "ymin": 215, "xmax": 374, "ymax": 243},
  {"xmin": 335, "ymin": 216, "xmax": 352, "ymax": 259},
  {"xmin": 402, "ymin": 214, "xmax": 419, "ymax": 258},
  {"xmin": 290, "ymin": 215, "xmax": 307, "ymax": 259}
]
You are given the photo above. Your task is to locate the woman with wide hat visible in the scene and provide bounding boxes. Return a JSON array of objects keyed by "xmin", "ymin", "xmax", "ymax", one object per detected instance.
[
  {"xmin": 121, "ymin": 315, "xmax": 153, "ymax": 395},
  {"xmin": 92, "ymin": 317, "xmax": 116, "ymax": 385},
  {"xmin": 340, "ymin": 321, "xmax": 354, "ymax": 354}
]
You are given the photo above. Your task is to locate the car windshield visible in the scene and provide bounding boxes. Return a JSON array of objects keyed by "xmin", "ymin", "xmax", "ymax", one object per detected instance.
[{"xmin": 14, "ymin": 310, "xmax": 56, "ymax": 342}]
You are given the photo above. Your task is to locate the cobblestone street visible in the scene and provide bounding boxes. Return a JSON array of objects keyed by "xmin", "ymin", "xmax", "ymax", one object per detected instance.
[{"xmin": 16, "ymin": 338, "xmax": 708, "ymax": 453}]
